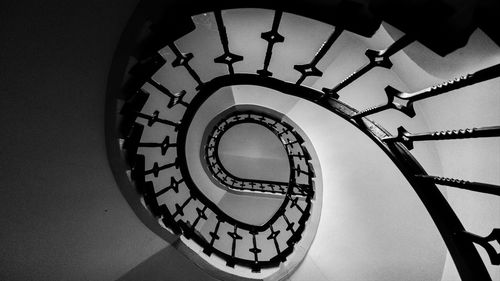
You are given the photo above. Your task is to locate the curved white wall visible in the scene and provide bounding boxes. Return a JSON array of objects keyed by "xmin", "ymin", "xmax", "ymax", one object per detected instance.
[{"xmin": 0, "ymin": 1, "xmax": 185, "ymax": 280}]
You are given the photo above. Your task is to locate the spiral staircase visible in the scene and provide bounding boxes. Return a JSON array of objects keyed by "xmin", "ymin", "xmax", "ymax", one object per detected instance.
[{"xmin": 104, "ymin": 1, "xmax": 500, "ymax": 280}]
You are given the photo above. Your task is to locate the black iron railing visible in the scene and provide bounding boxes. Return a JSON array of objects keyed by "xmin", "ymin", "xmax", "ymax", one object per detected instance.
[
  {"xmin": 120, "ymin": 76, "xmax": 315, "ymax": 272},
  {"xmin": 205, "ymin": 111, "xmax": 312, "ymax": 196},
  {"xmin": 107, "ymin": 2, "xmax": 500, "ymax": 280}
]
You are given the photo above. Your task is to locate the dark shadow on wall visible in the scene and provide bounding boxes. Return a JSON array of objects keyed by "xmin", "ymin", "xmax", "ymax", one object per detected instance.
[{"xmin": 117, "ymin": 245, "xmax": 219, "ymax": 281}]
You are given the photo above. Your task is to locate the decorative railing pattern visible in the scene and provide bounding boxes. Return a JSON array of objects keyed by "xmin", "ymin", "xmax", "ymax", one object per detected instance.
[
  {"xmin": 460, "ymin": 229, "xmax": 500, "ymax": 266},
  {"xmin": 320, "ymin": 34, "xmax": 415, "ymax": 100},
  {"xmin": 258, "ymin": 10, "xmax": 285, "ymax": 77},
  {"xmin": 123, "ymin": 119, "xmax": 315, "ymax": 271},
  {"xmin": 108, "ymin": 4, "xmax": 500, "ymax": 280},
  {"xmin": 213, "ymin": 10, "xmax": 243, "ymax": 75},
  {"xmin": 205, "ymin": 111, "xmax": 313, "ymax": 196},
  {"xmin": 119, "ymin": 74, "xmax": 316, "ymax": 272},
  {"xmin": 294, "ymin": 27, "xmax": 344, "ymax": 85},
  {"xmin": 352, "ymin": 63, "xmax": 500, "ymax": 119},
  {"xmin": 384, "ymin": 126, "xmax": 500, "ymax": 150}
]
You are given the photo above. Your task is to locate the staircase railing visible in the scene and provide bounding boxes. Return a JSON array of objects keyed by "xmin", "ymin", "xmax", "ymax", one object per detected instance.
[
  {"xmin": 205, "ymin": 110, "xmax": 313, "ymax": 197},
  {"xmin": 107, "ymin": 1, "xmax": 500, "ymax": 280}
]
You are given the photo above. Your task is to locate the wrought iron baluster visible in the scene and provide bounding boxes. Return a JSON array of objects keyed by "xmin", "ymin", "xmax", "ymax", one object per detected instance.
[
  {"xmin": 276, "ymin": 128, "xmax": 290, "ymax": 137},
  {"xmin": 289, "ymin": 196, "xmax": 305, "ymax": 213},
  {"xmin": 121, "ymin": 123, "xmax": 143, "ymax": 159},
  {"xmin": 227, "ymin": 225, "xmax": 243, "ymax": 266},
  {"xmin": 398, "ymin": 63, "xmax": 500, "ymax": 102},
  {"xmin": 257, "ymin": 11, "xmax": 284, "ymax": 77},
  {"xmin": 282, "ymin": 214, "xmax": 296, "ymax": 234},
  {"xmin": 134, "ymin": 110, "xmax": 179, "ymax": 128},
  {"xmin": 321, "ymin": 34, "xmax": 414, "ymax": 100},
  {"xmin": 283, "ymin": 138, "xmax": 299, "ymax": 147},
  {"xmin": 213, "ymin": 10, "xmax": 243, "ymax": 75},
  {"xmin": 203, "ymin": 217, "xmax": 222, "ymax": 256},
  {"xmin": 192, "ymin": 206, "xmax": 208, "ymax": 229},
  {"xmin": 206, "ymin": 140, "xmax": 216, "ymax": 150},
  {"xmin": 267, "ymin": 225, "xmax": 281, "ymax": 255},
  {"xmin": 294, "ymin": 163, "xmax": 315, "ymax": 178},
  {"xmin": 172, "ymin": 195, "xmax": 194, "ymax": 218},
  {"xmin": 144, "ymin": 159, "xmax": 179, "ymax": 177},
  {"xmin": 155, "ymin": 177, "xmax": 183, "ymax": 197},
  {"xmin": 141, "ymin": 181, "xmax": 165, "ymax": 216},
  {"xmin": 290, "ymin": 152, "xmax": 306, "ymax": 159},
  {"xmin": 354, "ymin": 63, "xmax": 500, "ymax": 119},
  {"xmin": 294, "ymin": 28, "xmax": 344, "ymax": 85},
  {"xmin": 147, "ymin": 78, "xmax": 188, "ymax": 108},
  {"xmin": 207, "ymin": 156, "xmax": 216, "ymax": 167},
  {"xmin": 249, "ymin": 182, "xmax": 257, "ymax": 190},
  {"xmin": 137, "ymin": 135, "xmax": 177, "ymax": 155},
  {"xmin": 168, "ymin": 42, "xmax": 204, "ymax": 88},
  {"xmin": 214, "ymin": 168, "xmax": 223, "ymax": 176},
  {"xmin": 460, "ymin": 229, "xmax": 500, "ymax": 265},
  {"xmin": 416, "ymin": 175, "xmax": 500, "ymax": 196},
  {"xmin": 249, "ymin": 230, "xmax": 262, "ymax": 271},
  {"xmin": 384, "ymin": 126, "xmax": 500, "ymax": 150},
  {"xmin": 265, "ymin": 119, "xmax": 279, "ymax": 127},
  {"xmin": 258, "ymin": 115, "xmax": 268, "ymax": 123},
  {"xmin": 351, "ymin": 85, "xmax": 416, "ymax": 119}
]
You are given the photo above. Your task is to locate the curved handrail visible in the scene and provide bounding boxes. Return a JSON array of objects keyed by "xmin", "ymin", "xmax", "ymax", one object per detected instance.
[
  {"xmin": 205, "ymin": 110, "xmax": 312, "ymax": 196},
  {"xmin": 106, "ymin": 2, "xmax": 500, "ymax": 280}
]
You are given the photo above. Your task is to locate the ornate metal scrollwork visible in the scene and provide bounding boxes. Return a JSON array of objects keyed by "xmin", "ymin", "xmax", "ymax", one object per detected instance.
[
  {"xmin": 461, "ymin": 229, "xmax": 500, "ymax": 265},
  {"xmin": 108, "ymin": 4, "xmax": 500, "ymax": 281},
  {"xmin": 205, "ymin": 111, "xmax": 314, "ymax": 197}
]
